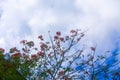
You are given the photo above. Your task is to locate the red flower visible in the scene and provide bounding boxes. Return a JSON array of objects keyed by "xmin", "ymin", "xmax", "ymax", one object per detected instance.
[
  {"xmin": 60, "ymin": 37, "xmax": 64, "ymax": 42},
  {"xmin": 40, "ymin": 43, "xmax": 46, "ymax": 51},
  {"xmin": 54, "ymin": 36, "xmax": 59, "ymax": 40},
  {"xmin": 60, "ymin": 50, "xmax": 64, "ymax": 54},
  {"xmin": 64, "ymin": 77, "xmax": 69, "ymax": 80},
  {"xmin": 0, "ymin": 48, "xmax": 5, "ymax": 53},
  {"xmin": 58, "ymin": 70, "xmax": 65, "ymax": 77},
  {"xmin": 70, "ymin": 30, "xmax": 76, "ymax": 33},
  {"xmin": 37, "ymin": 51, "xmax": 44, "ymax": 57},
  {"xmin": 70, "ymin": 30, "xmax": 77, "ymax": 37},
  {"xmin": 90, "ymin": 47, "xmax": 96, "ymax": 51},
  {"xmin": 11, "ymin": 52, "xmax": 22, "ymax": 57},
  {"xmin": 56, "ymin": 32, "xmax": 61, "ymax": 36},
  {"xmin": 20, "ymin": 40, "xmax": 27, "ymax": 45},
  {"xmin": 31, "ymin": 54, "xmax": 38, "ymax": 59},
  {"xmin": 38, "ymin": 35, "xmax": 44, "ymax": 40},
  {"xmin": 77, "ymin": 38, "xmax": 81, "ymax": 41}
]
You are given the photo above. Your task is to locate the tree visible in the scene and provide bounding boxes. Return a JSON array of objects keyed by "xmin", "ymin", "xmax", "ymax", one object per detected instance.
[
  {"xmin": 0, "ymin": 47, "xmax": 37, "ymax": 80},
  {"xmin": 0, "ymin": 49, "xmax": 26, "ymax": 80},
  {"xmin": 0, "ymin": 29, "xmax": 119, "ymax": 80}
]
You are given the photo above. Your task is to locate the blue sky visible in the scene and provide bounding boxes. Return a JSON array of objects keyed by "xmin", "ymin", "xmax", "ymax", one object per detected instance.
[{"xmin": 0, "ymin": 0, "xmax": 120, "ymax": 54}]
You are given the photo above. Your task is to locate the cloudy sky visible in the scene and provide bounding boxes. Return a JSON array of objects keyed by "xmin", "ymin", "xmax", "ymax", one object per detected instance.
[{"xmin": 0, "ymin": 0, "xmax": 120, "ymax": 53}]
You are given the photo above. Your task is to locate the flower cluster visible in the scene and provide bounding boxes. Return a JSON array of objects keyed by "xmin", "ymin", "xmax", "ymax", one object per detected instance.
[{"xmin": 11, "ymin": 52, "xmax": 22, "ymax": 57}]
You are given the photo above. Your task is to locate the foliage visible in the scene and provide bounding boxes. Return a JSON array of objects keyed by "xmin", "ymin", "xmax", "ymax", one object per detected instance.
[{"xmin": 0, "ymin": 47, "xmax": 37, "ymax": 80}]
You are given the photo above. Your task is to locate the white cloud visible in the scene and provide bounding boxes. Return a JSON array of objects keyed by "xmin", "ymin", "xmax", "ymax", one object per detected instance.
[
  {"xmin": 75, "ymin": 0, "xmax": 120, "ymax": 20},
  {"xmin": 0, "ymin": 37, "xmax": 5, "ymax": 47},
  {"xmin": 0, "ymin": 0, "xmax": 120, "ymax": 53},
  {"xmin": 73, "ymin": 0, "xmax": 120, "ymax": 51}
]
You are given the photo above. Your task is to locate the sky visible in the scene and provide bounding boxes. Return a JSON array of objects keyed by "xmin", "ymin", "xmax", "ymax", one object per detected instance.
[{"xmin": 0, "ymin": 0, "xmax": 120, "ymax": 54}]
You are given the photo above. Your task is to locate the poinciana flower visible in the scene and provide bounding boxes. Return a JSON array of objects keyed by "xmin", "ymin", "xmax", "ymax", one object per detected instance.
[
  {"xmin": 20, "ymin": 40, "xmax": 27, "ymax": 45},
  {"xmin": 40, "ymin": 43, "xmax": 46, "ymax": 51},
  {"xmin": 38, "ymin": 35, "xmax": 44, "ymax": 40},
  {"xmin": 11, "ymin": 52, "xmax": 22, "ymax": 57},
  {"xmin": 77, "ymin": 37, "xmax": 81, "ymax": 41},
  {"xmin": 58, "ymin": 70, "xmax": 65, "ymax": 77},
  {"xmin": 37, "ymin": 51, "xmax": 44, "ymax": 57},
  {"xmin": 0, "ymin": 48, "xmax": 5, "ymax": 53},
  {"xmin": 70, "ymin": 30, "xmax": 77, "ymax": 37},
  {"xmin": 60, "ymin": 37, "xmax": 64, "ymax": 42},
  {"xmin": 70, "ymin": 30, "xmax": 76, "ymax": 33},
  {"xmin": 54, "ymin": 36, "xmax": 59, "ymax": 40},
  {"xmin": 31, "ymin": 54, "xmax": 38, "ymax": 59},
  {"xmin": 90, "ymin": 47, "xmax": 96, "ymax": 51},
  {"xmin": 56, "ymin": 31, "xmax": 61, "ymax": 36}
]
